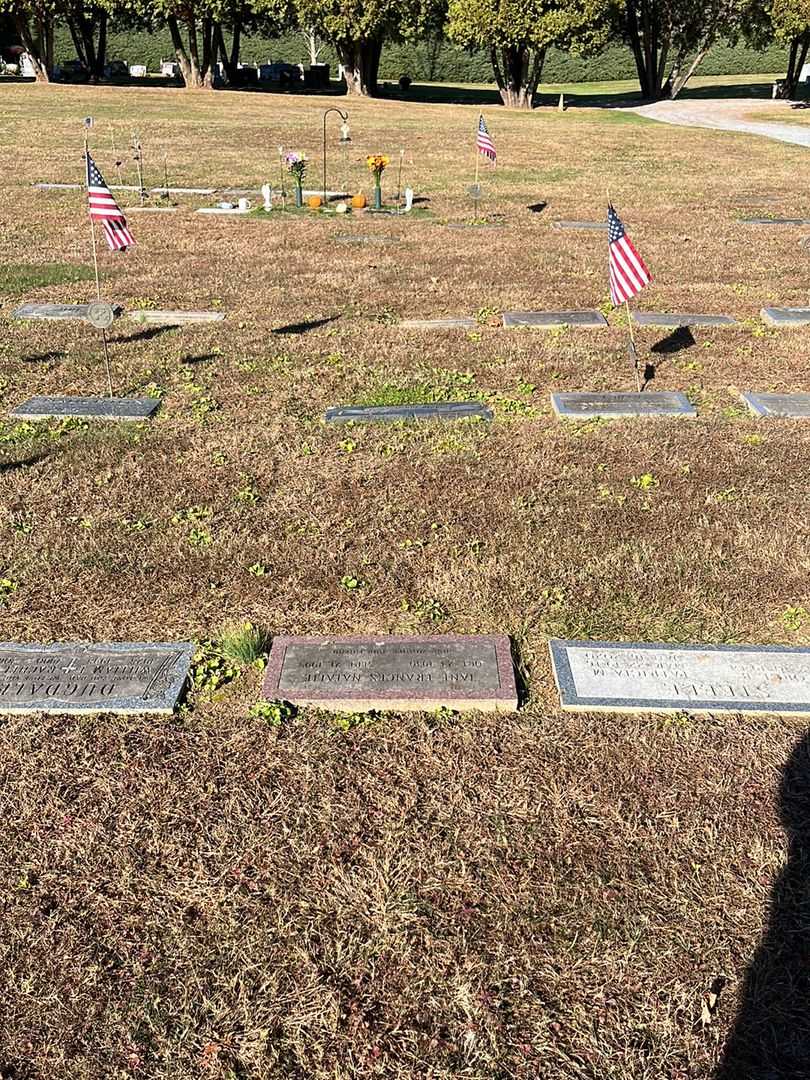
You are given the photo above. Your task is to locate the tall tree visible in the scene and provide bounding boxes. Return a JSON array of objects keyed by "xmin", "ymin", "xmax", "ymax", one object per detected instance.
[
  {"xmin": 292, "ymin": 0, "xmax": 444, "ymax": 96},
  {"xmin": 771, "ymin": 0, "xmax": 810, "ymax": 97},
  {"xmin": 447, "ymin": 0, "xmax": 610, "ymax": 108},
  {"xmin": 63, "ymin": 0, "xmax": 108, "ymax": 80}
]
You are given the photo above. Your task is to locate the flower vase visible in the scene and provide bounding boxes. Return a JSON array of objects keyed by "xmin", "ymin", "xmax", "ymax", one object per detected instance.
[
  {"xmin": 373, "ymin": 182, "xmax": 382, "ymax": 211},
  {"xmin": 295, "ymin": 184, "xmax": 303, "ymax": 209}
]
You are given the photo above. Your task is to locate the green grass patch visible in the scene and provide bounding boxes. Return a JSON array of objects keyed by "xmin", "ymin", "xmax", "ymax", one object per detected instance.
[{"xmin": 0, "ymin": 262, "xmax": 98, "ymax": 296}]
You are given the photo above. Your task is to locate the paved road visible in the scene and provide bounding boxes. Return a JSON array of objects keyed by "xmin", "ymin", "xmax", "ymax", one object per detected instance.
[{"xmin": 629, "ymin": 98, "xmax": 810, "ymax": 148}]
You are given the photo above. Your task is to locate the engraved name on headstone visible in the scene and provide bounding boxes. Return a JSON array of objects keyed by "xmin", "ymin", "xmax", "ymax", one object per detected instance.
[
  {"xmin": 399, "ymin": 317, "xmax": 477, "ymax": 330},
  {"xmin": 0, "ymin": 642, "xmax": 194, "ymax": 714},
  {"xmin": 10, "ymin": 396, "xmax": 161, "ymax": 421},
  {"xmin": 14, "ymin": 302, "xmax": 93, "ymax": 322},
  {"xmin": 325, "ymin": 402, "xmax": 493, "ymax": 424},
  {"xmin": 263, "ymin": 635, "xmax": 518, "ymax": 712},
  {"xmin": 632, "ymin": 312, "xmax": 737, "ymax": 328},
  {"xmin": 761, "ymin": 307, "xmax": 810, "ymax": 327},
  {"xmin": 741, "ymin": 391, "xmax": 810, "ymax": 418},
  {"xmin": 550, "ymin": 639, "xmax": 810, "ymax": 716},
  {"xmin": 503, "ymin": 310, "xmax": 607, "ymax": 329},
  {"xmin": 551, "ymin": 392, "xmax": 697, "ymax": 419}
]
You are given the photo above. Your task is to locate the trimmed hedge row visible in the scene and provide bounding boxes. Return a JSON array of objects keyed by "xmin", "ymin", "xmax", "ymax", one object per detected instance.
[{"xmin": 48, "ymin": 25, "xmax": 788, "ymax": 85}]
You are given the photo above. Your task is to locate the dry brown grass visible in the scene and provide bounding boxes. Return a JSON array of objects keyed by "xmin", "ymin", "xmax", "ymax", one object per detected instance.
[{"xmin": 1, "ymin": 83, "xmax": 810, "ymax": 1079}]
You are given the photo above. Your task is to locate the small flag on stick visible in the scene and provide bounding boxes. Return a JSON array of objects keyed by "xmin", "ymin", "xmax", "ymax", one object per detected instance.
[
  {"xmin": 86, "ymin": 151, "xmax": 135, "ymax": 252},
  {"xmin": 608, "ymin": 203, "xmax": 650, "ymax": 305},
  {"xmin": 476, "ymin": 114, "xmax": 497, "ymax": 164}
]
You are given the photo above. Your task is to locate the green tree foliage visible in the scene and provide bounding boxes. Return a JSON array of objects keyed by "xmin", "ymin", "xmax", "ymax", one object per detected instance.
[
  {"xmin": 770, "ymin": 0, "xmax": 810, "ymax": 96},
  {"xmin": 292, "ymin": 0, "xmax": 444, "ymax": 95},
  {"xmin": 447, "ymin": 0, "xmax": 610, "ymax": 106},
  {"xmin": 1, "ymin": 0, "xmax": 56, "ymax": 78},
  {"xmin": 617, "ymin": 0, "xmax": 768, "ymax": 100}
]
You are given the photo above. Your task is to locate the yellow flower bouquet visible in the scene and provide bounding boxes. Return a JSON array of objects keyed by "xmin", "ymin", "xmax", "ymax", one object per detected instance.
[{"xmin": 366, "ymin": 155, "xmax": 390, "ymax": 209}]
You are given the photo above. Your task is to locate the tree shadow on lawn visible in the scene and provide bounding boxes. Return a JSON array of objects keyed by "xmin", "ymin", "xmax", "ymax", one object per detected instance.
[
  {"xmin": 716, "ymin": 730, "xmax": 810, "ymax": 1080},
  {"xmin": 272, "ymin": 315, "xmax": 339, "ymax": 335}
]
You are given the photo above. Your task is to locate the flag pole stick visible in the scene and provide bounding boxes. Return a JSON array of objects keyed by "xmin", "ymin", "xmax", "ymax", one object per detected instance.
[
  {"xmin": 85, "ymin": 130, "xmax": 114, "ymax": 399},
  {"xmin": 473, "ymin": 122, "xmax": 481, "ymax": 218},
  {"xmin": 625, "ymin": 299, "xmax": 641, "ymax": 393},
  {"xmin": 396, "ymin": 148, "xmax": 404, "ymax": 213}
]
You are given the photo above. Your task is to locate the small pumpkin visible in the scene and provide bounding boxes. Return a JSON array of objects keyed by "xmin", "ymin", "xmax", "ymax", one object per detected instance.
[
  {"xmin": 351, "ymin": 193, "xmax": 367, "ymax": 209},
  {"xmin": 307, "ymin": 195, "xmax": 323, "ymax": 209}
]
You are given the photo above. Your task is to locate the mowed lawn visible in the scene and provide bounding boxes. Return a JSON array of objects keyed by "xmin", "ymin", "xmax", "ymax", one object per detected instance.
[{"xmin": 1, "ymin": 82, "xmax": 810, "ymax": 1079}]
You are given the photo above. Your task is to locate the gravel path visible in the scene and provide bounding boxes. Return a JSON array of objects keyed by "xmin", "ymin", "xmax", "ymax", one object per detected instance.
[{"xmin": 629, "ymin": 98, "xmax": 810, "ymax": 148}]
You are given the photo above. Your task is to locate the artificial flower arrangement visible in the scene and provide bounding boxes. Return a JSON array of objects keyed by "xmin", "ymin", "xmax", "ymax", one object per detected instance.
[
  {"xmin": 284, "ymin": 151, "xmax": 308, "ymax": 206},
  {"xmin": 366, "ymin": 154, "xmax": 390, "ymax": 209}
]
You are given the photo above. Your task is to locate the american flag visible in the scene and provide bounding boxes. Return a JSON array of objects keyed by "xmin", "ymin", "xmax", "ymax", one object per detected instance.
[
  {"xmin": 86, "ymin": 151, "xmax": 134, "ymax": 252},
  {"xmin": 608, "ymin": 203, "xmax": 650, "ymax": 305},
  {"xmin": 476, "ymin": 114, "xmax": 496, "ymax": 164}
]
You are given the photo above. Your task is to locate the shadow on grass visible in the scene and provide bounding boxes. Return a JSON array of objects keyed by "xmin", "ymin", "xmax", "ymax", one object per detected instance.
[
  {"xmin": 180, "ymin": 353, "xmax": 219, "ymax": 365},
  {"xmin": 272, "ymin": 315, "xmax": 339, "ymax": 335},
  {"xmin": 0, "ymin": 451, "xmax": 49, "ymax": 474},
  {"xmin": 716, "ymin": 730, "xmax": 810, "ymax": 1079},
  {"xmin": 116, "ymin": 325, "xmax": 175, "ymax": 344},
  {"xmin": 528, "ymin": 202, "xmax": 548, "ymax": 214},
  {"xmin": 23, "ymin": 351, "xmax": 65, "ymax": 364},
  {"xmin": 651, "ymin": 327, "xmax": 696, "ymax": 356}
]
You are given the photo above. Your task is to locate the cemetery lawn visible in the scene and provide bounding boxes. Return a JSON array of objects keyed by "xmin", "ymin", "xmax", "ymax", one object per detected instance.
[{"xmin": 2, "ymin": 83, "xmax": 810, "ymax": 1079}]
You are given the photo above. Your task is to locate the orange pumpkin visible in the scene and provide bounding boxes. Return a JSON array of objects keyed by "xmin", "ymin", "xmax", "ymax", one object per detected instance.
[
  {"xmin": 351, "ymin": 193, "xmax": 367, "ymax": 209},
  {"xmin": 307, "ymin": 195, "xmax": 323, "ymax": 209}
]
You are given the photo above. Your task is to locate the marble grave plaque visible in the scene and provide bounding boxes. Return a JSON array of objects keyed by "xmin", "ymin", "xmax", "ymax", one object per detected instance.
[
  {"xmin": 10, "ymin": 396, "xmax": 161, "ymax": 421},
  {"xmin": 741, "ymin": 391, "xmax": 810, "ymax": 418},
  {"xmin": 550, "ymin": 639, "xmax": 810, "ymax": 716},
  {"xmin": 325, "ymin": 402, "xmax": 492, "ymax": 423},
  {"xmin": 551, "ymin": 391, "xmax": 697, "ymax": 419},
  {"xmin": 127, "ymin": 309, "xmax": 225, "ymax": 325},
  {"xmin": 0, "ymin": 642, "xmax": 194, "ymax": 714},
  {"xmin": 632, "ymin": 312, "xmax": 737, "ymax": 328},
  {"xmin": 399, "ymin": 317, "xmax": 477, "ymax": 330},
  {"xmin": 264, "ymin": 635, "xmax": 518, "ymax": 712},
  {"xmin": 503, "ymin": 310, "xmax": 607, "ymax": 329},
  {"xmin": 761, "ymin": 307, "xmax": 810, "ymax": 327}
]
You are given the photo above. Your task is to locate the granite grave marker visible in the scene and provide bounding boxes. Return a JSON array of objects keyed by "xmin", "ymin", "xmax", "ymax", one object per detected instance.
[
  {"xmin": 503, "ymin": 310, "xmax": 607, "ymax": 329},
  {"xmin": 0, "ymin": 642, "xmax": 194, "ymax": 714},
  {"xmin": 761, "ymin": 307, "xmax": 810, "ymax": 327},
  {"xmin": 632, "ymin": 312, "xmax": 737, "ymax": 328},
  {"xmin": 399, "ymin": 317, "xmax": 477, "ymax": 331},
  {"xmin": 550, "ymin": 639, "xmax": 810, "ymax": 716},
  {"xmin": 741, "ymin": 391, "xmax": 810, "ymax": 418},
  {"xmin": 325, "ymin": 402, "xmax": 493, "ymax": 424},
  {"xmin": 551, "ymin": 391, "xmax": 697, "ymax": 419},
  {"xmin": 10, "ymin": 396, "xmax": 161, "ymax": 421},
  {"xmin": 263, "ymin": 634, "xmax": 518, "ymax": 712}
]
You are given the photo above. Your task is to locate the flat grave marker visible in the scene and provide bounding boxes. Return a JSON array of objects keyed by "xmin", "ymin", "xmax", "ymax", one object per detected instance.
[
  {"xmin": 447, "ymin": 222, "xmax": 505, "ymax": 230},
  {"xmin": 196, "ymin": 207, "xmax": 250, "ymax": 216},
  {"xmin": 127, "ymin": 309, "xmax": 224, "ymax": 325},
  {"xmin": 264, "ymin": 634, "xmax": 518, "ymax": 713},
  {"xmin": 125, "ymin": 206, "xmax": 178, "ymax": 213},
  {"xmin": 741, "ymin": 391, "xmax": 810, "ymax": 418},
  {"xmin": 761, "ymin": 307, "xmax": 810, "ymax": 327},
  {"xmin": 550, "ymin": 638, "xmax": 810, "ymax": 716},
  {"xmin": 551, "ymin": 391, "xmax": 697, "ymax": 419},
  {"xmin": 399, "ymin": 317, "xmax": 477, "ymax": 331},
  {"xmin": 13, "ymin": 302, "xmax": 122, "ymax": 323},
  {"xmin": 503, "ymin": 310, "xmax": 607, "ymax": 329},
  {"xmin": 632, "ymin": 312, "xmax": 737, "ymax": 328},
  {"xmin": 552, "ymin": 220, "xmax": 608, "ymax": 231},
  {"xmin": 325, "ymin": 402, "xmax": 493, "ymax": 424},
  {"xmin": 741, "ymin": 217, "xmax": 810, "ymax": 226},
  {"xmin": 0, "ymin": 641, "xmax": 194, "ymax": 714},
  {"xmin": 10, "ymin": 396, "xmax": 161, "ymax": 421},
  {"xmin": 150, "ymin": 187, "xmax": 216, "ymax": 195}
]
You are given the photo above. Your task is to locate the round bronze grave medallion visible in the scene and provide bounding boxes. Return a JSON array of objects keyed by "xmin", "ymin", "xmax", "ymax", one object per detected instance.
[{"xmin": 87, "ymin": 301, "xmax": 115, "ymax": 330}]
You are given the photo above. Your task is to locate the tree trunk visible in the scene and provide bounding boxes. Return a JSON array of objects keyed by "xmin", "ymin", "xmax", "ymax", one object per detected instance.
[
  {"xmin": 667, "ymin": 40, "xmax": 712, "ymax": 99},
  {"xmin": 626, "ymin": 0, "xmax": 665, "ymax": 100},
  {"xmin": 213, "ymin": 20, "xmax": 241, "ymax": 84},
  {"xmin": 14, "ymin": 14, "xmax": 50, "ymax": 81},
  {"xmin": 338, "ymin": 39, "xmax": 382, "ymax": 96},
  {"xmin": 168, "ymin": 13, "xmax": 214, "ymax": 88},
  {"xmin": 489, "ymin": 43, "xmax": 543, "ymax": 108},
  {"xmin": 95, "ymin": 11, "xmax": 107, "ymax": 81},
  {"xmin": 782, "ymin": 34, "xmax": 810, "ymax": 98}
]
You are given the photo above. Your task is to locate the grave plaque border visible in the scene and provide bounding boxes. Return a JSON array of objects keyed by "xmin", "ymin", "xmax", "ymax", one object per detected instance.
[
  {"xmin": 0, "ymin": 641, "xmax": 195, "ymax": 715},
  {"xmin": 263, "ymin": 634, "xmax": 518, "ymax": 713},
  {"xmin": 632, "ymin": 312, "xmax": 737, "ymax": 328},
  {"xmin": 399, "ymin": 317, "xmax": 477, "ymax": 331},
  {"xmin": 550, "ymin": 638, "xmax": 810, "ymax": 716},
  {"xmin": 503, "ymin": 310, "xmax": 607, "ymax": 329},
  {"xmin": 761, "ymin": 307, "xmax": 810, "ymax": 327}
]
